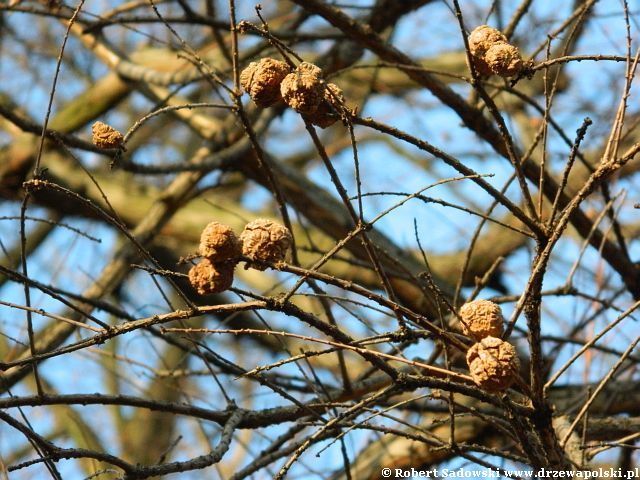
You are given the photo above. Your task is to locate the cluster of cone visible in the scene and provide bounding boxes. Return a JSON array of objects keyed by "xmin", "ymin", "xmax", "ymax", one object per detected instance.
[
  {"xmin": 188, "ymin": 219, "xmax": 292, "ymax": 295},
  {"xmin": 459, "ymin": 299, "xmax": 520, "ymax": 392},
  {"xmin": 468, "ymin": 25, "xmax": 524, "ymax": 77},
  {"xmin": 240, "ymin": 58, "xmax": 346, "ymax": 128}
]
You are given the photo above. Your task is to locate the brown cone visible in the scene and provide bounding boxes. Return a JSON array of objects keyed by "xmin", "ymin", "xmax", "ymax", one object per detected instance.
[
  {"xmin": 466, "ymin": 336, "xmax": 519, "ymax": 392},
  {"xmin": 240, "ymin": 57, "xmax": 291, "ymax": 108},
  {"xmin": 240, "ymin": 219, "xmax": 292, "ymax": 270},
  {"xmin": 199, "ymin": 222, "xmax": 241, "ymax": 263},
  {"xmin": 92, "ymin": 121, "xmax": 123, "ymax": 149},
  {"xmin": 188, "ymin": 259, "xmax": 235, "ymax": 295}
]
